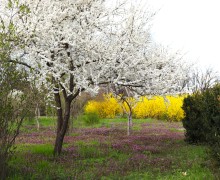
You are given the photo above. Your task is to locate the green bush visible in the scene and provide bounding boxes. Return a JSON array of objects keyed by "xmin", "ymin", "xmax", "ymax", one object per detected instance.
[
  {"xmin": 81, "ymin": 112, "xmax": 100, "ymax": 125},
  {"xmin": 182, "ymin": 84, "xmax": 220, "ymax": 163},
  {"xmin": 182, "ymin": 93, "xmax": 208, "ymax": 143},
  {"xmin": 182, "ymin": 84, "xmax": 220, "ymax": 144}
]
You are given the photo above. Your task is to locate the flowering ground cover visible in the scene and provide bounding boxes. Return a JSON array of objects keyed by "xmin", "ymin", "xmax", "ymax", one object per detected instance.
[{"xmin": 8, "ymin": 117, "xmax": 217, "ymax": 179}]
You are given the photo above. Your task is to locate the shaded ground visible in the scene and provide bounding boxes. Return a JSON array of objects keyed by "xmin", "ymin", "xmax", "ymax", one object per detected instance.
[{"xmin": 9, "ymin": 119, "xmax": 215, "ymax": 179}]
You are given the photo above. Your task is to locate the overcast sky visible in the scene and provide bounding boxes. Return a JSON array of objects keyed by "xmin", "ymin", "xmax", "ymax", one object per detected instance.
[{"xmin": 149, "ymin": 0, "xmax": 220, "ymax": 73}]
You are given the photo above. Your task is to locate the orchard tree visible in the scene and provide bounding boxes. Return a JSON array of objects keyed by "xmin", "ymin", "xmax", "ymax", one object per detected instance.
[
  {"xmin": 110, "ymin": 45, "xmax": 189, "ymax": 135},
  {"xmin": 2, "ymin": 0, "xmax": 190, "ymax": 155}
]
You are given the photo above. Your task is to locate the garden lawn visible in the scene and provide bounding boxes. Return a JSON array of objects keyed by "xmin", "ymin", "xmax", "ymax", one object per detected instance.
[{"xmin": 8, "ymin": 117, "xmax": 217, "ymax": 179}]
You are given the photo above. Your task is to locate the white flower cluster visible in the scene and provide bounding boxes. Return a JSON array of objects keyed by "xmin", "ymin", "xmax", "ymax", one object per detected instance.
[{"xmin": 1, "ymin": 0, "xmax": 190, "ymax": 100}]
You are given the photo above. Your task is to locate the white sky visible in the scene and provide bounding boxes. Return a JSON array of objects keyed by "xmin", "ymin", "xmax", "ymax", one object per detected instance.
[{"xmin": 149, "ymin": 0, "xmax": 220, "ymax": 73}]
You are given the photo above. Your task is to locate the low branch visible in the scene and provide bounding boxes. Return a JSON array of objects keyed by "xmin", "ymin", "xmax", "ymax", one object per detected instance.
[{"xmin": 8, "ymin": 59, "xmax": 33, "ymax": 69}]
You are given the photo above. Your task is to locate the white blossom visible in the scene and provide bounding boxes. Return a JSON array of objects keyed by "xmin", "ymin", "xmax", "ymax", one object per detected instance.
[{"xmin": 1, "ymin": 0, "xmax": 190, "ymax": 99}]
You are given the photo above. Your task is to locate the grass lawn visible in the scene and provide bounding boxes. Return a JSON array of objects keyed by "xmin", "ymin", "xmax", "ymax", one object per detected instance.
[{"xmin": 8, "ymin": 117, "xmax": 218, "ymax": 179}]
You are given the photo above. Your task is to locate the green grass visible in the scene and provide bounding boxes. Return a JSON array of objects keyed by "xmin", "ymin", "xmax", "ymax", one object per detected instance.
[
  {"xmin": 157, "ymin": 144, "xmax": 214, "ymax": 179},
  {"xmin": 72, "ymin": 117, "xmax": 154, "ymax": 129},
  {"xmin": 29, "ymin": 144, "xmax": 54, "ymax": 156},
  {"xmin": 7, "ymin": 117, "xmax": 219, "ymax": 179},
  {"xmin": 23, "ymin": 116, "xmax": 154, "ymax": 129},
  {"xmin": 23, "ymin": 116, "xmax": 56, "ymax": 127}
]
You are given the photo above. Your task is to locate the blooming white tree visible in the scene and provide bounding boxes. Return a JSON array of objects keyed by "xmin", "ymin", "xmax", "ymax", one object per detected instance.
[
  {"xmin": 110, "ymin": 45, "xmax": 189, "ymax": 135},
  {"xmin": 1, "ymin": 0, "xmax": 190, "ymax": 155}
]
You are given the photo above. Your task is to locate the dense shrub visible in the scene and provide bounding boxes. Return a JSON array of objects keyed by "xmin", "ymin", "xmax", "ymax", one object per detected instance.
[
  {"xmin": 182, "ymin": 93, "xmax": 208, "ymax": 143},
  {"xmin": 182, "ymin": 84, "xmax": 220, "ymax": 163},
  {"xmin": 84, "ymin": 94, "xmax": 121, "ymax": 118},
  {"xmin": 85, "ymin": 94, "xmax": 185, "ymax": 121},
  {"xmin": 134, "ymin": 96, "xmax": 166, "ymax": 119},
  {"xmin": 134, "ymin": 96, "xmax": 185, "ymax": 121},
  {"xmin": 182, "ymin": 84, "xmax": 220, "ymax": 144},
  {"xmin": 80, "ymin": 112, "xmax": 100, "ymax": 125}
]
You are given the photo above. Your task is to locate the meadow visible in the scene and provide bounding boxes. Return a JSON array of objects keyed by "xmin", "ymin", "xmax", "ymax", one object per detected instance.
[{"xmin": 8, "ymin": 117, "xmax": 218, "ymax": 179}]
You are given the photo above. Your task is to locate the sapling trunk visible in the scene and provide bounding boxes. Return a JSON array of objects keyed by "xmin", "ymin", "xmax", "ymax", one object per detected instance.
[
  {"xmin": 122, "ymin": 99, "xmax": 133, "ymax": 136},
  {"xmin": 35, "ymin": 104, "xmax": 40, "ymax": 131},
  {"xmin": 127, "ymin": 112, "xmax": 132, "ymax": 136}
]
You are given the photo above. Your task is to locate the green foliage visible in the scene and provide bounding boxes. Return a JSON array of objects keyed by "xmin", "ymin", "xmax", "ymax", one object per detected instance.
[
  {"xmin": 38, "ymin": 116, "xmax": 56, "ymax": 127},
  {"xmin": 19, "ymin": 4, "xmax": 30, "ymax": 14},
  {"xmin": 46, "ymin": 105, "xmax": 56, "ymax": 116},
  {"xmin": 0, "ymin": 34, "xmax": 26, "ymax": 179},
  {"xmin": 182, "ymin": 93, "xmax": 208, "ymax": 143},
  {"xmin": 182, "ymin": 84, "xmax": 220, "ymax": 165},
  {"xmin": 81, "ymin": 112, "xmax": 100, "ymax": 125},
  {"xmin": 210, "ymin": 141, "xmax": 220, "ymax": 165},
  {"xmin": 0, "ymin": 1, "xmax": 33, "ymax": 176},
  {"xmin": 182, "ymin": 84, "xmax": 220, "ymax": 144}
]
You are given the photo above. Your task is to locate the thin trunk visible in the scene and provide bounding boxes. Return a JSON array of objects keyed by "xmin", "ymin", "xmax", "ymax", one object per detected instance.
[
  {"xmin": 127, "ymin": 111, "xmax": 132, "ymax": 136},
  {"xmin": 35, "ymin": 104, "xmax": 40, "ymax": 131},
  {"xmin": 123, "ymin": 99, "xmax": 133, "ymax": 136}
]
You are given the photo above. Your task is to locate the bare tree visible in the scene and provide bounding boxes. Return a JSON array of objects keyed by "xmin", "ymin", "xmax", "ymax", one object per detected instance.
[{"xmin": 190, "ymin": 68, "xmax": 219, "ymax": 92}]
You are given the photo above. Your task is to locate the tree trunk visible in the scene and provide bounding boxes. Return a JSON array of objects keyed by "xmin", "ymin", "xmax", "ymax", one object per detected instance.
[
  {"xmin": 53, "ymin": 94, "xmax": 72, "ymax": 156},
  {"xmin": 127, "ymin": 112, "xmax": 132, "ymax": 136},
  {"xmin": 52, "ymin": 78, "xmax": 81, "ymax": 156},
  {"xmin": 122, "ymin": 99, "xmax": 133, "ymax": 136},
  {"xmin": 35, "ymin": 104, "xmax": 40, "ymax": 131}
]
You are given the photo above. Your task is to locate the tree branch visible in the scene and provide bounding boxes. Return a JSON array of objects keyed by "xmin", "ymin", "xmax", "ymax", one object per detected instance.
[{"xmin": 8, "ymin": 59, "xmax": 33, "ymax": 69}]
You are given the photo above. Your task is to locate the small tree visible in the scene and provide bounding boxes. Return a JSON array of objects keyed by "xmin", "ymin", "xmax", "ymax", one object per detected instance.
[
  {"xmin": 0, "ymin": 62, "xmax": 30, "ymax": 178},
  {"xmin": 0, "ymin": 1, "xmax": 34, "ymax": 177},
  {"xmin": 109, "ymin": 46, "xmax": 189, "ymax": 135},
  {"xmin": 119, "ymin": 94, "xmax": 137, "ymax": 136}
]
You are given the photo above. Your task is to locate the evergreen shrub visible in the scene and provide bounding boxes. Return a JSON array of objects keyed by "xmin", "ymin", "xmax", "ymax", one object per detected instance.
[{"xmin": 182, "ymin": 84, "xmax": 220, "ymax": 162}]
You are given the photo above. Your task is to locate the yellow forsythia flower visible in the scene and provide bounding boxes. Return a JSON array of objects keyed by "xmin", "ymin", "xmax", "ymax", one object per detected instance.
[
  {"xmin": 84, "ymin": 94, "xmax": 185, "ymax": 121},
  {"xmin": 84, "ymin": 94, "xmax": 121, "ymax": 118}
]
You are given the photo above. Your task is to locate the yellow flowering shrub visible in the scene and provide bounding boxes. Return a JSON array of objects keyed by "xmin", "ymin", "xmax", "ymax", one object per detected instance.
[
  {"xmin": 84, "ymin": 100, "xmax": 101, "ymax": 115},
  {"xmin": 84, "ymin": 94, "xmax": 121, "ymax": 118},
  {"xmin": 164, "ymin": 96, "xmax": 185, "ymax": 121},
  {"xmin": 84, "ymin": 94, "xmax": 185, "ymax": 121},
  {"xmin": 102, "ymin": 94, "xmax": 121, "ymax": 118},
  {"xmin": 133, "ymin": 96, "xmax": 167, "ymax": 119},
  {"xmin": 120, "ymin": 97, "xmax": 137, "ymax": 114}
]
